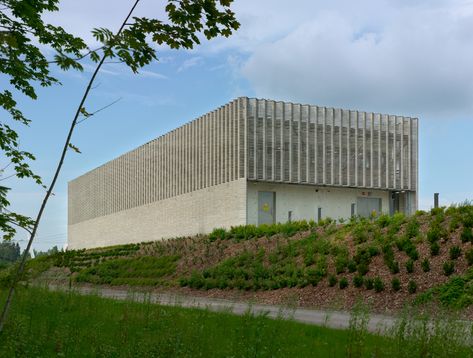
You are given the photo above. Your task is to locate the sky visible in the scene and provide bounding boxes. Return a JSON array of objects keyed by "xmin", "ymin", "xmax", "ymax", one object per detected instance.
[{"xmin": 3, "ymin": 0, "xmax": 473, "ymax": 251}]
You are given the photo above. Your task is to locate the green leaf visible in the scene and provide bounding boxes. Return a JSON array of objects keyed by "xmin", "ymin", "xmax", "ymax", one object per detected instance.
[{"xmin": 68, "ymin": 143, "xmax": 82, "ymax": 154}]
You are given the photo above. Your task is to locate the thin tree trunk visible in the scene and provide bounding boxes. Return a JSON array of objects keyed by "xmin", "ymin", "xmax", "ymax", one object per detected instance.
[{"xmin": 0, "ymin": 0, "xmax": 141, "ymax": 333}]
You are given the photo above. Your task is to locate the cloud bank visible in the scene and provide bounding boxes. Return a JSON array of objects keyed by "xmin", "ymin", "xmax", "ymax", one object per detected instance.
[{"xmin": 232, "ymin": 0, "xmax": 473, "ymax": 118}]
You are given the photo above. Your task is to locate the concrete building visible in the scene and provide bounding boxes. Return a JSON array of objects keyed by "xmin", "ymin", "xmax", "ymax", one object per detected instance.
[{"xmin": 68, "ymin": 97, "xmax": 418, "ymax": 249}]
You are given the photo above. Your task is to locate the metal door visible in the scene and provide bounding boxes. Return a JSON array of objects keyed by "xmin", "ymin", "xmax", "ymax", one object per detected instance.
[
  {"xmin": 258, "ymin": 191, "xmax": 275, "ymax": 225},
  {"xmin": 356, "ymin": 197, "xmax": 382, "ymax": 218}
]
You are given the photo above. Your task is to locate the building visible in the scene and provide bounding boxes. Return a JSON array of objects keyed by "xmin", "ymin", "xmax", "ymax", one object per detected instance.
[{"xmin": 68, "ymin": 97, "xmax": 418, "ymax": 249}]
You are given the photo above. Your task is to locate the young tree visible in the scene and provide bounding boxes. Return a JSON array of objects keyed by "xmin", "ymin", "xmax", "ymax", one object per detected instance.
[{"xmin": 0, "ymin": 0, "xmax": 239, "ymax": 332}]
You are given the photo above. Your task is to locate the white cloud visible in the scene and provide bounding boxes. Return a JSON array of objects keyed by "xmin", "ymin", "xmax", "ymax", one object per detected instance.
[
  {"xmin": 41, "ymin": 0, "xmax": 473, "ymax": 117},
  {"xmin": 235, "ymin": 0, "xmax": 473, "ymax": 118},
  {"xmin": 138, "ymin": 70, "xmax": 168, "ymax": 79},
  {"xmin": 177, "ymin": 57, "xmax": 203, "ymax": 72}
]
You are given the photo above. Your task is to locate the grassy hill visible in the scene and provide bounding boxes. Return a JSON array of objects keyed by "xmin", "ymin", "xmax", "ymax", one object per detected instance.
[{"xmin": 5, "ymin": 203, "xmax": 473, "ymax": 314}]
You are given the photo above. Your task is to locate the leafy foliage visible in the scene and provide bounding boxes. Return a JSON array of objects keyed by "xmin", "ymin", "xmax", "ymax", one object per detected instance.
[
  {"xmin": 76, "ymin": 255, "xmax": 179, "ymax": 286},
  {"xmin": 449, "ymin": 246, "xmax": 462, "ymax": 260},
  {"xmin": 391, "ymin": 277, "xmax": 401, "ymax": 292},
  {"xmin": 0, "ymin": 0, "xmax": 239, "ymax": 240},
  {"xmin": 408, "ymin": 280, "xmax": 417, "ymax": 294},
  {"xmin": 421, "ymin": 258, "xmax": 430, "ymax": 272},
  {"xmin": 373, "ymin": 277, "xmax": 384, "ymax": 292},
  {"xmin": 339, "ymin": 277, "xmax": 348, "ymax": 289},
  {"xmin": 405, "ymin": 259, "xmax": 414, "ymax": 274},
  {"xmin": 443, "ymin": 261, "xmax": 455, "ymax": 276}
]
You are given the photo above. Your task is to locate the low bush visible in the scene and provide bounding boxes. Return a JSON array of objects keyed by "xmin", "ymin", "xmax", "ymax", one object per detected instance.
[
  {"xmin": 339, "ymin": 277, "xmax": 348, "ymax": 289},
  {"xmin": 328, "ymin": 275, "xmax": 338, "ymax": 287},
  {"xmin": 335, "ymin": 255, "xmax": 348, "ymax": 274},
  {"xmin": 443, "ymin": 261, "xmax": 455, "ymax": 276},
  {"xmin": 357, "ymin": 263, "xmax": 369, "ymax": 276},
  {"xmin": 405, "ymin": 259, "xmax": 414, "ymax": 274},
  {"xmin": 389, "ymin": 261, "xmax": 400, "ymax": 274},
  {"xmin": 427, "ymin": 225, "xmax": 443, "ymax": 243},
  {"xmin": 353, "ymin": 275, "xmax": 364, "ymax": 288},
  {"xmin": 75, "ymin": 255, "xmax": 179, "ymax": 286},
  {"xmin": 377, "ymin": 214, "xmax": 392, "ymax": 228},
  {"xmin": 405, "ymin": 218, "xmax": 420, "ymax": 239},
  {"xmin": 373, "ymin": 277, "xmax": 384, "ymax": 292},
  {"xmin": 208, "ymin": 228, "xmax": 227, "ymax": 241},
  {"xmin": 391, "ymin": 277, "xmax": 401, "ymax": 292},
  {"xmin": 460, "ymin": 227, "xmax": 473, "ymax": 243},
  {"xmin": 416, "ymin": 270, "xmax": 473, "ymax": 308},
  {"xmin": 421, "ymin": 258, "xmax": 430, "ymax": 272},
  {"xmin": 347, "ymin": 260, "xmax": 357, "ymax": 273},
  {"xmin": 364, "ymin": 277, "xmax": 374, "ymax": 290},
  {"xmin": 408, "ymin": 280, "xmax": 417, "ymax": 294},
  {"xmin": 352, "ymin": 225, "xmax": 368, "ymax": 244},
  {"xmin": 430, "ymin": 242, "xmax": 440, "ymax": 256},
  {"xmin": 449, "ymin": 246, "xmax": 462, "ymax": 260}
]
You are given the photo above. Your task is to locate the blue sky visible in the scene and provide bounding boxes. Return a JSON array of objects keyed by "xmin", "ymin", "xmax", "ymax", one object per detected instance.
[{"xmin": 4, "ymin": 0, "xmax": 473, "ymax": 251}]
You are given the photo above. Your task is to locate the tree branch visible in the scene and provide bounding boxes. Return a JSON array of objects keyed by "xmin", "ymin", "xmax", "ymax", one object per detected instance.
[
  {"xmin": 0, "ymin": 0, "xmax": 142, "ymax": 333},
  {"xmin": 76, "ymin": 97, "xmax": 122, "ymax": 125}
]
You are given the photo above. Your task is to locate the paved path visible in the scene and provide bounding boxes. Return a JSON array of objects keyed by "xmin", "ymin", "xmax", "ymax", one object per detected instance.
[{"xmin": 47, "ymin": 284, "xmax": 396, "ymax": 334}]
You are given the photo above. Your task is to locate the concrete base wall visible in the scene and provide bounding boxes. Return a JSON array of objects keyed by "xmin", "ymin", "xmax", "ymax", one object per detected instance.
[
  {"xmin": 68, "ymin": 178, "xmax": 247, "ymax": 250},
  {"xmin": 247, "ymin": 182, "xmax": 391, "ymax": 224}
]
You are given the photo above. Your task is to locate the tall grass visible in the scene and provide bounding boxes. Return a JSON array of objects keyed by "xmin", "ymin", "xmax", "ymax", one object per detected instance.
[
  {"xmin": 0, "ymin": 287, "xmax": 378, "ymax": 357},
  {"xmin": 1, "ymin": 287, "xmax": 472, "ymax": 357}
]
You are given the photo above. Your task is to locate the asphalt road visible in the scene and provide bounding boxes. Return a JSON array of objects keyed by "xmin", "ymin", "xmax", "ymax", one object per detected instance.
[{"xmin": 47, "ymin": 284, "xmax": 396, "ymax": 334}]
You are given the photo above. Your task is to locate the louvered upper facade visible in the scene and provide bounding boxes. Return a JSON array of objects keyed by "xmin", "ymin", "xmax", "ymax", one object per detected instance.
[{"xmin": 69, "ymin": 97, "xmax": 418, "ymax": 227}]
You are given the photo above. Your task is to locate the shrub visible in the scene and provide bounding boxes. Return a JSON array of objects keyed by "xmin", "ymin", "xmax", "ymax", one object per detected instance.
[
  {"xmin": 427, "ymin": 226, "xmax": 443, "ymax": 243},
  {"xmin": 449, "ymin": 246, "xmax": 462, "ymax": 260},
  {"xmin": 443, "ymin": 261, "xmax": 455, "ymax": 276},
  {"xmin": 357, "ymin": 263, "xmax": 369, "ymax": 276},
  {"xmin": 339, "ymin": 277, "xmax": 348, "ymax": 289},
  {"xmin": 460, "ymin": 227, "xmax": 473, "ymax": 243},
  {"xmin": 229, "ymin": 225, "xmax": 258, "ymax": 240},
  {"xmin": 353, "ymin": 275, "xmax": 364, "ymax": 288},
  {"xmin": 367, "ymin": 245, "xmax": 380, "ymax": 257},
  {"xmin": 389, "ymin": 261, "xmax": 400, "ymax": 274},
  {"xmin": 407, "ymin": 247, "xmax": 419, "ymax": 261},
  {"xmin": 352, "ymin": 225, "xmax": 368, "ymax": 244},
  {"xmin": 314, "ymin": 255, "xmax": 328, "ymax": 278},
  {"xmin": 465, "ymin": 249, "xmax": 473, "ymax": 266},
  {"xmin": 405, "ymin": 259, "xmax": 414, "ymax": 274},
  {"xmin": 306, "ymin": 268, "xmax": 321, "ymax": 286},
  {"xmin": 335, "ymin": 255, "xmax": 348, "ymax": 274},
  {"xmin": 421, "ymin": 258, "xmax": 430, "ymax": 272},
  {"xmin": 364, "ymin": 277, "xmax": 374, "ymax": 290},
  {"xmin": 408, "ymin": 280, "xmax": 417, "ymax": 294},
  {"xmin": 347, "ymin": 260, "xmax": 357, "ymax": 273},
  {"xmin": 328, "ymin": 275, "xmax": 338, "ymax": 287},
  {"xmin": 377, "ymin": 214, "xmax": 391, "ymax": 228},
  {"xmin": 208, "ymin": 228, "xmax": 227, "ymax": 241},
  {"xmin": 449, "ymin": 216, "xmax": 460, "ymax": 233},
  {"xmin": 374, "ymin": 277, "xmax": 384, "ymax": 292},
  {"xmin": 391, "ymin": 277, "xmax": 401, "ymax": 292},
  {"xmin": 406, "ymin": 218, "xmax": 420, "ymax": 239},
  {"xmin": 303, "ymin": 248, "xmax": 315, "ymax": 266},
  {"xmin": 430, "ymin": 242, "xmax": 440, "ymax": 256}
]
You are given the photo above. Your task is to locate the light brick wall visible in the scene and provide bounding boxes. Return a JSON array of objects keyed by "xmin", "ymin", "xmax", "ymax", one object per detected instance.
[
  {"xmin": 68, "ymin": 178, "xmax": 247, "ymax": 249},
  {"xmin": 247, "ymin": 181, "xmax": 391, "ymax": 224}
]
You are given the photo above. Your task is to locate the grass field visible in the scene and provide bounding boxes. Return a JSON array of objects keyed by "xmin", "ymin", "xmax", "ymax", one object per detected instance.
[{"xmin": 0, "ymin": 287, "xmax": 472, "ymax": 357}]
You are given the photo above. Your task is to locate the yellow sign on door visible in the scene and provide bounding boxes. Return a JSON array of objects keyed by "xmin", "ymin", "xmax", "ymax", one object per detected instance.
[{"xmin": 262, "ymin": 203, "xmax": 270, "ymax": 212}]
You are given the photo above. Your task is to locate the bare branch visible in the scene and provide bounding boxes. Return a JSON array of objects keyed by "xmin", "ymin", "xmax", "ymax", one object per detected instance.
[
  {"xmin": 0, "ymin": 173, "xmax": 16, "ymax": 181},
  {"xmin": 77, "ymin": 97, "xmax": 122, "ymax": 124},
  {"xmin": 47, "ymin": 45, "xmax": 105, "ymax": 65}
]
